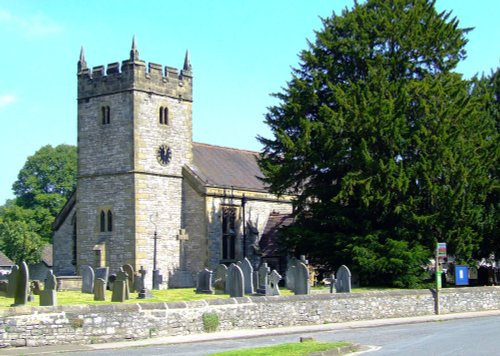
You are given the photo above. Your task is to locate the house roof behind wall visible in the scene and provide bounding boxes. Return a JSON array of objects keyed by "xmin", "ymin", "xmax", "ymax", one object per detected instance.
[
  {"xmin": 259, "ymin": 212, "xmax": 294, "ymax": 257},
  {"xmin": 191, "ymin": 142, "xmax": 267, "ymax": 192},
  {"xmin": 0, "ymin": 251, "xmax": 14, "ymax": 267}
]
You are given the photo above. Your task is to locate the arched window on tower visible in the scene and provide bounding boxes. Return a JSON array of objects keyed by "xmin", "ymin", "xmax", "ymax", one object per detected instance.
[
  {"xmin": 107, "ymin": 210, "xmax": 113, "ymax": 232},
  {"xmin": 100, "ymin": 211, "xmax": 106, "ymax": 232},
  {"xmin": 159, "ymin": 106, "xmax": 168, "ymax": 125},
  {"xmin": 101, "ymin": 106, "xmax": 110, "ymax": 125}
]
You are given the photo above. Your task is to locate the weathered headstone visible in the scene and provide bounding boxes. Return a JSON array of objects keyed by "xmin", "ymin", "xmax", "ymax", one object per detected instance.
[
  {"xmin": 95, "ymin": 267, "xmax": 109, "ymax": 288},
  {"xmin": 12, "ymin": 261, "xmax": 29, "ymax": 306},
  {"xmin": 31, "ymin": 280, "xmax": 42, "ymax": 295},
  {"xmin": 108, "ymin": 274, "xmax": 116, "ymax": 291},
  {"xmin": 6, "ymin": 265, "xmax": 19, "ymax": 298},
  {"xmin": 40, "ymin": 270, "xmax": 57, "ymax": 306},
  {"xmin": 267, "ymin": 270, "xmax": 282, "ymax": 296},
  {"xmin": 237, "ymin": 258, "xmax": 254, "ymax": 294},
  {"xmin": 286, "ymin": 265, "xmax": 296, "ymax": 291},
  {"xmin": 294, "ymin": 262, "xmax": 310, "ymax": 295},
  {"xmin": 335, "ymin": 265, "xmax": 352, "ymax": 293},
  {"xmin": 81, "ymin": 265, "xmax": 95, "ymax": 294},
  {"xmin": 122, "ymin": 264, "xmax": 135, "ymax": 292},
  {"xmin": 252, "ymin": 271, "xmax": 259, "ymax": 293},
  {"xmin": 94, "ymin": 278, "xmax": 106, "ymax": 301},
  {"xmin": 111, "ymin": 269, "xmax": 129, "ymax": 302},
  {"xmin": 196, "ymin": 268, "xmax": 214, "ymax": 294},
  {"xmin": 133, "ymin": 272, "xmax": 142, "ymax": 294},
  {"xmin": 256, "ymin": 263, "xmax": 270, "ymax": 295},
  {"xmin": 152, "ymin": 269, "xmax": 163, "ymax": 290},
  {"xmin": 227, "ymin": 264, "xmax": 244, "ymax": 298},
  {"xmin": 213, "ymin": 264, "xmax": 228, "ymax": 294}
]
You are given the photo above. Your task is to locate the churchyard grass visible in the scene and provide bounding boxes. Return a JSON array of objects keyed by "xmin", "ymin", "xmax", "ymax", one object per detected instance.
[
  {"xmin": 209, "ymin": 341, "xmax": 352, "ymax": 356},
  {"xmin": 0, "ymin": 288, "xmax": 294, "ymax": 308}
]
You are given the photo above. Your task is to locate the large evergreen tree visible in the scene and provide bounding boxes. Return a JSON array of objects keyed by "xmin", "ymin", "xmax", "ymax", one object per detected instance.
[{"xmin": 258, "ymin": 0, "xmax": 498, "ymax": 287}]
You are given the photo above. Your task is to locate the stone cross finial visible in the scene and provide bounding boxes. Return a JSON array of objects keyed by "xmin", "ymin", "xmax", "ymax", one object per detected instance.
[{"xmin": 183, "ymin": 50, "xmax": 192, "ymax": 71}]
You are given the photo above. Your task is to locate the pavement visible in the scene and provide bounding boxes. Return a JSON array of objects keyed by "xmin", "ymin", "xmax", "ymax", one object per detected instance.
[{"xmin": 3, "ymin": 309, "xmax": 500, "ymax": 355}]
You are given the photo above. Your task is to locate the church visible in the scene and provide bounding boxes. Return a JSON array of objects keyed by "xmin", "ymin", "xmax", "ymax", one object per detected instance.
[{"xmin": 52, "ymin": 39, "xmax": 294, "ymax": 288}]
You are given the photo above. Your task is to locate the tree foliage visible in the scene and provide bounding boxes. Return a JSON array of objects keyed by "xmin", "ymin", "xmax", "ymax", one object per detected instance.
[
  {"xmin": 0, "ymin": 144, "xmax": 77, "ymax": 263},
  {"xmin": 258, "ymin": 0, "xmax": 498, "ymax": 287}
]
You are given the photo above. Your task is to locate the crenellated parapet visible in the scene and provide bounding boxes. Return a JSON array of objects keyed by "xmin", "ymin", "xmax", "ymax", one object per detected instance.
[{"xmin": 77, "ymin": 37, "xmax": 193, "ymax": 102}]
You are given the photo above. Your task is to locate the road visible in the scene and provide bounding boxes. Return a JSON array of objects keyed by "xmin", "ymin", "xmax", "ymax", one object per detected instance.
[{"xmin": 45, "ymin": 314, "xmax": 500, "ymax": 356}]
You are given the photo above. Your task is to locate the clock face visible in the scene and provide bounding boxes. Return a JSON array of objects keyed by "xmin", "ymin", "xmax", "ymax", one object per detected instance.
[{"xmin": 157, "ymin": 144, "xmax": 172, "ymax": 165}]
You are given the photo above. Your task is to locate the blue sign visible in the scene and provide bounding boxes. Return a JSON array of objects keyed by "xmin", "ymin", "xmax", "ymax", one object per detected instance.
[{"xmin": 455, "ymin": 265, "xmax": 469, "ymax": 286}]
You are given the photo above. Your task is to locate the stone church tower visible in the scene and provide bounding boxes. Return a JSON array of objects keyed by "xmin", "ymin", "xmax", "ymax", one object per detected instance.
[{"xmin": 75, "ymin": 37, "xmax": 193, "ymax": 287}]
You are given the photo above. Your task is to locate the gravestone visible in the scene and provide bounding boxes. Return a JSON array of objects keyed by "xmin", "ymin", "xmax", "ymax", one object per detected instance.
[
  {"xmin": 252, "ymin": 271, "xmax": 259, "ymax": 293},
  {"xmin": 256, "ymin": 263, "xmax": 270, "ymax": 295},
  {"xmin": 122, "ymin": 264, "xmax": 135, "ymax": 292},
  {"xmin": 237, "ymin": 258, "xmax": 254, "ymax": 294},
  {"xmin": 196, "ymin": 268, "xmax": 214, "ymax": 294},
  {"xmin": 81, "ymin": 265, "xmax": 95, "ymax": 294},
  {"xmin": 94, "ymin": 278, "xmax": 106, "ymax": 301},
  {"xmin": 108, "ymin": 274, "xmax": 116, "ymax": 291},
  {"xmin": 286, "ymin": 265, "xmax": 296, "ymax": 291},
  {"xmin": 112, "ymin": 268, "xmax": 130, "ymax": 302},
  {"xmin": 152, "ymin": 269, "xmax": 163, "ymax": 290},
  {"xmin": 95, "ymin": 267, "xmax": 109, "ymax": 289},
  {"xmin": 40, "ymin": 270, "xmax": 57, "ymax": 306},
  {"xmin": 267, "ymin": 270, "xmax": 282, "ymax": 296},
  {"xmin": 6, "ymin": 265, "xmax": 19, "ymax": 298},
  {"xmin": 335, "ymin": 265, "xmax": 352, "ymax": 293},
  {"xmin": 294, "ymin": 262, "xmax": 310, "ymax": 295},
  {"xmin": 133, "ymin": 272, "xmax": 142, "ymax": 294},
  {"xmin": 227, "ymin": 264, "xmax": 244, "ymax": 298},
  {"xmin": 213, "ymin": 264, "xmax": 228, "ymax": 294},
  {"xmin": 12, "ymin": 261, "xmax": 29, "ymax": 306},
  {"xmin": 137, "ymin": 266, "xmax": 152, "ymax": 299}
]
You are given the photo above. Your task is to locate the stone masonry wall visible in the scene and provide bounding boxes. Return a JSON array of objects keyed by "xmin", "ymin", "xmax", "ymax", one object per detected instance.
[
  {"xmin": 53, "ymin": 204, "xmax": 76, "ymax": 275},
  {"xmin": 1, "ymin": 287, "xmax": 500, "ymax": 348}
]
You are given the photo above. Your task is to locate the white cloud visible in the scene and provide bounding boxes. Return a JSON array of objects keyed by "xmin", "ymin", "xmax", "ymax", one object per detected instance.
[
  {"xmin": 0, "ymin": 95, "xmax": 16, "ymax": 108},
  {"xmin": 0, "ymin": 8, "xmax": 61, "ymax": 38}
]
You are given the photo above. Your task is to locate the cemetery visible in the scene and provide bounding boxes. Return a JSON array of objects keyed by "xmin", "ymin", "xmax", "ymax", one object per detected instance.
[{"xmin": 1, "ymin": 258, "xmax": 500, "ymax": 349}]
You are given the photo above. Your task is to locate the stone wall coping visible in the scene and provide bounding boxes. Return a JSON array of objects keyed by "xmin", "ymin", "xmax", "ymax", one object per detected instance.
[{"xmin": 1, "ymin": 287, "xmax": 499, "ymax": 318}]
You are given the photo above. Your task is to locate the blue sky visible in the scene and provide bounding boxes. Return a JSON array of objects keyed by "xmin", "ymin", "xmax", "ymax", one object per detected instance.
[{"xmin": 0, "ymin": 0, "xmax": 498, "ymax": 205}]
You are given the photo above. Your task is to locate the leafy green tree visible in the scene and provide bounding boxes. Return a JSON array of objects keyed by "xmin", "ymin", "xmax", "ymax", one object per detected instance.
[
  {"xmin": 0, "ymin": 144, "xmax": 76, "ymax": 262},
  {"xmin": 258, "ymin": 0, "xmax": 497, "ymax": 287}
]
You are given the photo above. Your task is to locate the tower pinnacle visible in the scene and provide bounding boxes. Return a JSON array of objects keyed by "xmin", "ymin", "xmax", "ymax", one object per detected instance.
[
  {"xmin": 183, "ymin": 50, "xmax": 192, "ymax": 72},
  {"xmin": 78, "ymin": 46, "xmax": 87, "ymax": 72},
  {"xmin": 130, "ymin": 35, "xmax": 139, "ymax": 61}
]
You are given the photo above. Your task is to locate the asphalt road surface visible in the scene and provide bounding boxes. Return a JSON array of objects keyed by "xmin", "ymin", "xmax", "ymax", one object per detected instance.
[{"xmin": 51, "ymin": 315, "xmax": 500, "ymax": 356}]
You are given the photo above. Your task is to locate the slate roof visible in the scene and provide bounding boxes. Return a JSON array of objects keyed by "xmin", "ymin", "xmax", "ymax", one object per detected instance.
[
  {"xmin": 0, "ymin": 251, "xmax": 14, "ymax": 266},
  {"xmin": 190, "ymin": 142, "xmax": 267, "ymax": 191},
  {"xmin": 259, "ymin": 212, "xmax": 294, "ymax": 257},
  {"xmin": 41, "ymin": 244, "xmax": 53, "ymax": 267}
]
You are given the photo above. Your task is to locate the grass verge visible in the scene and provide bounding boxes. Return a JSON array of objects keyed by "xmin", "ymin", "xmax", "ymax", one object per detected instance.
[{"xmin": 209, "ymin": 341, "xmax": 352, "ymax": 356}]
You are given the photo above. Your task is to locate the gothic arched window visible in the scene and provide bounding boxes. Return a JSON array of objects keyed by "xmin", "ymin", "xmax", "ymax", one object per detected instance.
[
  {"xmin": 100, "ymin": 211, "xmax": 106, "ymax": 232},
  {"xmin": 159, "ymin": 106, "xmax": 168, "ymax": 125},
  {"xmin": 107, "ymin": 210, "xmax": 113, "ymax": 232},
  {"xmin": 101, "ymin": 106, "xmax": 110, "ymax": 125}
]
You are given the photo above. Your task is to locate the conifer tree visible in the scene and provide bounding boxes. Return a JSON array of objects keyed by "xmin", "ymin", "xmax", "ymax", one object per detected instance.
[{"xmin": 258, "ymin": 0, "xmax": 498, "ymax": 287}]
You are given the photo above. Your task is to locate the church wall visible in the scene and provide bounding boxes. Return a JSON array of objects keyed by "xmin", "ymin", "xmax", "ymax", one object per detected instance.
[
  {"xmin": 205, "ymin": 195, "xmax": 293, "ymax": 270},
  {"xmin": 76, "ymin": 175, "xmax": 135, "ymax": 273},
  {"xmin": 53, "ymin": 205, "xmax": 76, "ymax": 276},
  {"xmin": 182, "ymin": 179, "xmax": 207, "ymax": 279}
]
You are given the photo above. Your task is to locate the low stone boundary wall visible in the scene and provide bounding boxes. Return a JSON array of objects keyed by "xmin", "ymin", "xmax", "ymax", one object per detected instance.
[{"xmin": 1, "ymin": 286, "xmax": 499, "ymax": 348}]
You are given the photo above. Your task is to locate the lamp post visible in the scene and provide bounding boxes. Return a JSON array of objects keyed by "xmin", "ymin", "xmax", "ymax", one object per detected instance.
[
  {"xmin": 241, "ymin": 194, "xmax": 247, "ymax": 258},
  {"xmin": 150, "ymin": 214, "xmax": 160, "ymax": 289}
]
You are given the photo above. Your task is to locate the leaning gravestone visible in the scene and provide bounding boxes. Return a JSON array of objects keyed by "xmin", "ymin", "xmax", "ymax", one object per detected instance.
[
  {"xmin": 95, "ymin": 267, "xmax": 109, "ymax": 289},
  {"xmin": 294, "ymin": 262, "xmax": 310, "ymax": 295},
  {"xmin": 7, "ymin": 265, "xmax": 19, "ymax": 298},
  {"xmin": 227, "ymin": 264, "xmax": 244, "ymax": 298},
  {"xmin": 256, "ymin": 263, "xmax": 271, "ymax": 295},
  {"xmin": 267, "ymin": 270, "xmax": 282, "ymax": 296},
  {"xmin": 40, "ymin": 270, "xmax": 57, "ymax": 306},
  {"xmin": 196, "ymin": 268, "xmax": 214, "ymax": 294},
  {"xmin": 335, "ymin": 265, "xmax": 352, "ymax": 293},
  {"xmin": 81, "ymin": 265, "xmax": 95, "ymax": 294},
  {"xmin": 122, "ymin": 264, "xmax": 135, "ymax": 292},
  {"xmin": 12, "ymin": 261, "xmax": 29, "ymax": 306},
  {"xmin": 213, "ymin": 264, "xmax": 228, "ymax": 294},
  {"xmin": 94, "ymin": 278, "xmax": 106, "ymax": 301},
  {"xmin": 237, "ymin": 258, "xmax": 254, "ymax": 294}
]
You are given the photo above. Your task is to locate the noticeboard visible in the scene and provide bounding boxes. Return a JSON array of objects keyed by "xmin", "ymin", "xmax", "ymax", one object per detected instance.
[
  {"xmin": 455, "ymin": 265, "xmax": 469, "ymax": 286},
  {"xmin": 437, "ymin": 242, "xmax": 447, "ymax": 257}
]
